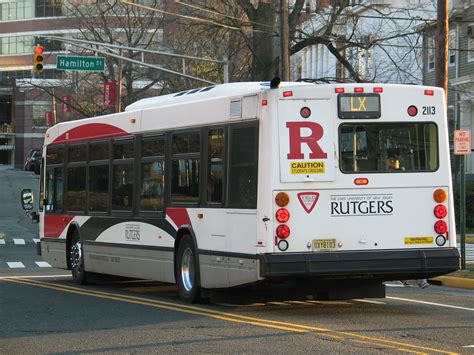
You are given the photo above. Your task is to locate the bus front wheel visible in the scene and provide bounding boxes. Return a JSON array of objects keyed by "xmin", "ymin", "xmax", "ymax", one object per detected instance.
[
  {"xmin": 70, "ymin": 230, "xmax": 88, "ymax": 284},
  {"xmin": 175, "ymin": 235, "xmax": 202, "ymax": 303}
]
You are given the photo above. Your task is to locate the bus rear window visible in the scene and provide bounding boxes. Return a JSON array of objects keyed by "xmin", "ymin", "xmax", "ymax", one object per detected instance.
[{"xmin": 339, "ymin": 123, "xmax": 438, "ymax": 173}]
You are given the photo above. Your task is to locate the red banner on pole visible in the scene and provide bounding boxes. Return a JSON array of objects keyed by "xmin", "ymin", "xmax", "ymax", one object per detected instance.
[
  {"xmin": 62, "ymin": 95, "xmax": 72, "ymax": 113},
  {"xmin": 45, "ymin": 111, "xmax": 53, "ymax": 127},
  {"xmin": 103, "ymin": 82, "xmax": 117, "ymax": 107}
]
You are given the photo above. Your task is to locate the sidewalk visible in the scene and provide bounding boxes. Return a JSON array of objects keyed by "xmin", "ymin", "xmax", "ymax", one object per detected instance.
[{"xmin": 429, "ymin": 275, "xmax": 474, "ymax": 289}]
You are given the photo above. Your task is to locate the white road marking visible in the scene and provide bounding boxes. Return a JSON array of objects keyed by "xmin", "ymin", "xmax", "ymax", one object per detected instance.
[
  {"xmin": 35, "ymin": 261, "xmax": 52, "ymax": 268},
  {"xmin": 33, "ymin": 238, "xmax": 40, "ymax": 244},
  {"xmin": 0, "ymin": 239, "xmax": 5, "ymax": 245},
  {"xmin": 7, "ymin": 262, "xmax": 25, "ymax": 268},
  {"xmin": 387, "ymin": 296, "xmax": 474, "ymax": 312},
  {"xmin": 353, "ymin": 299, "xmax": 386, "ymax": 305},
  {"xmin": 0, "ymin": 274, "xmax": 71, "ymax": 280},
  {"xmin": 463, "ymin": 345, "xmax": 474, "ymax": 348},
  {"xmin": 13, "ymin": 239, "xmax": 26, "ymax": 245}
]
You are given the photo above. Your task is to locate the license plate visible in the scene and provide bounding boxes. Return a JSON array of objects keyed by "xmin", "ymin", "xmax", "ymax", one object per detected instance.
[{"xmin": 313, "ymin": 238, "xmax": 336, "ymax": 251}]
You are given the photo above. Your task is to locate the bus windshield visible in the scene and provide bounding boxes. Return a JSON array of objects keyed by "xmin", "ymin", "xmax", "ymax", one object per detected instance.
[{"xmin": 339, "ymin": 122, "xmax": 438, "ymax": 173}]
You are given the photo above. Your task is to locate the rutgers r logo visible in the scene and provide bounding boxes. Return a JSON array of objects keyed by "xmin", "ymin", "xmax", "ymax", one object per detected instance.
[{"xmin": 286, "ymin": 122, "xmax": 327, "ymax": 159}]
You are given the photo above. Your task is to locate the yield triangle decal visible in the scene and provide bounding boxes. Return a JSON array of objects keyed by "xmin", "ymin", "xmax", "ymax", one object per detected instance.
[{"xmin": 297, "ymin": 192, "xmax": 320, "ymax": 214}]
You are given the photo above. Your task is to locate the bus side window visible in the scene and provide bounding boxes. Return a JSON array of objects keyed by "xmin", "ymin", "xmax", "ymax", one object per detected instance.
[
  {"xmin": 44, "ymin": 146, "xmax": 64, "ymax": 213},
  {"xmin": 207, "ymin": 128, "xmax": 224, "ymax": 204},
  {"xmin": 45, "ymin": 167, "xmax": 63, "ymax": 213},
  {"xmin": 171, "ymin": 132, "xmax": 200, "ymax": 204},
  {"xmin": 112, "ymin": 139, "xmax": 135, "ymax": 211},
  {"xmin": 228, "ymin": 124, "xmax": 258, "ymax": 209}
]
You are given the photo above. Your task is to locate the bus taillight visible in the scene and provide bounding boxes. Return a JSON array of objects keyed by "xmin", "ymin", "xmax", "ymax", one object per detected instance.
[
  {"xmin": 373, "ymin": 87, "xmax": 383, "ymax": 93},
  {"xmin": 275, "ymin": 192, "xmax": 289, "ymax": 207},
  {"xmin": 407, "ymin": 105, "xmax": 418, "ymax": 117},
  {"xmin": 276, "ymin": 208, "xmax": 290, "ymax": 223},
  {"xmin": 434, "ymin": 220, "xmax": 448, "ymax": 234},
  {"xmin": 433, "ymin": 188, "xmax": 447, "ymax": 203},
  {"xmin": 276, "ymin": 224, "xmax": 290, "ymax": 239},
  {"xmin": 434, "ymin": 204, "xmax": 447, "ymax": 219},
  {"xmin": 424, "ymin": 89, "xmax": 434, "ymax": 96}
]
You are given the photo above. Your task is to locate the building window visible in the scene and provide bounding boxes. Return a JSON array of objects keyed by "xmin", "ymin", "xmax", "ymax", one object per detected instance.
[
  {"xmin": 468, "ymin": 32, "xmax": 474, "ymax": 62},
  {"xmin": 0, "ymin": 0, "xmax": 34, "ymax": 21},
  {"xmin": 35, "ymin": 0, "xmax": 63, "ymax": 17},
  {"xmin": 0, "ymin": 35, "xmax": 34, "ymax": 55},
  {"xmin": 449, "ymin": 29, "xmax": 456, "ymax": 66},
  {"xmin": 427, "ymin": 37, "xmax": 435, "ymax": 72},
  {"xmin": 32, "ymin": 104, "xmax": 51, "ymax": 129}
]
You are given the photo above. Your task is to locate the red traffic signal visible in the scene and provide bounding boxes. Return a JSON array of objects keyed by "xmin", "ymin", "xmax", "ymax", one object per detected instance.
[
  {"xmin": 33, "ymin": 44, "xmax": 44, "ymax": 73},
  {"xmin": 34, "ymin": 45, "xmax": 44, "ymax": 55}
]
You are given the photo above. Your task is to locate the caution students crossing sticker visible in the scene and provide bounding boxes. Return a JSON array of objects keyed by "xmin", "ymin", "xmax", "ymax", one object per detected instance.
[{"xmin": 290, "ymin": 161, "xmax": 325, "ymax": 174}]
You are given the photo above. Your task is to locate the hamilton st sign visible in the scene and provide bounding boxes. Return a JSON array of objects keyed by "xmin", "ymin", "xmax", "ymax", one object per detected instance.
[{"xmin": 56, "ymin": 55, "xmax": 105, "ymax": 72}]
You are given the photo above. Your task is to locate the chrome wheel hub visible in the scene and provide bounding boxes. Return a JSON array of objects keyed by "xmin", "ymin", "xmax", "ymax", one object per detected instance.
[
  {"xmin": 180, "ymin": 248, "xmax": 195, "ymax": 292},
  {"xmin": 70, "ymin": 240, "xmax": 82, "ymax": 270}
]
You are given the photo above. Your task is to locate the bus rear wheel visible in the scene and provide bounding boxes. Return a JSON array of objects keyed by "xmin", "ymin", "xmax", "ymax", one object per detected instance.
[
  {"xmin": 70, "ymin": 230, "xmax": 88, "ymax": 284},
  {"xmin": 176, "ymin": 235, "xmax": 202, "ymax": 303}
]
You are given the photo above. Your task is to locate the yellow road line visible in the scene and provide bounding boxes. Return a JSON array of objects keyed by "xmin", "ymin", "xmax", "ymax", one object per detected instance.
[{"xmin": 3, "ymin": 277, "xmax": 458, "ymax": 354}]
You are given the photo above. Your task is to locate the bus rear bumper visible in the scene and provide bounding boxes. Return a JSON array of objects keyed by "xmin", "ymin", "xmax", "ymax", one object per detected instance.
[{"xmin": 258, "ymin": 248, "xmax": 460, "ymax": 281}]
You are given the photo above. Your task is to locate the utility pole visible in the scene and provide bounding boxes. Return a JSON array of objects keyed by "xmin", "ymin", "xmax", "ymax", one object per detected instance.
[
  {"xmin": 280, "ymin": 0, "xmax": 290, "ymax": 81},
  {"xmin": 435, "ymin": 0, "xmax": 449, "ymax": 101},
  {"xmin": 116, "ymin": 49, "xmax": 123, "ymax": 113}
]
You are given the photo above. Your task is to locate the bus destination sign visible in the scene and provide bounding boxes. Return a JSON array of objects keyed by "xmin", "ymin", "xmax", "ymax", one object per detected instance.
[{"xmin": 338, "ymin": 93, "xmax": 381, "ymax": 119}]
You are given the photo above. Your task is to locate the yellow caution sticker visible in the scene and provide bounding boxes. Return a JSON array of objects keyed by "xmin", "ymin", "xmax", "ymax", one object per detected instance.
[
  {"xmin": 404, "ymin": 236, "xmax": 434, "ymax": 245},
  {"xmin": 290, "ymin": 161, "xmax": 325, "ymax": 174}
]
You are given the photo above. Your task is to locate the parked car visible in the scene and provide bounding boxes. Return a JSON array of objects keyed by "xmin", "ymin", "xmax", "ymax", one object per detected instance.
[{"xmin": 24, "ymin": 149, "xmax": 41, "ymax": 174}]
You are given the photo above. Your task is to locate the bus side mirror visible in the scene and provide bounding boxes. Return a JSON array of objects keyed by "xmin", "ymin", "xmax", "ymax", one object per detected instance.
[
  {"xmin": 21, "ymin": 189, "xmax": 39, "ymax": 223},
  {"xmin": 21, "ymin": 189, "xmax": 34, "ymax": 211}
]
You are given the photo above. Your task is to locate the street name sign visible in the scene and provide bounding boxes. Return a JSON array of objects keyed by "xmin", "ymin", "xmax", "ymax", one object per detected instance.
[
  {"xmin": 454, "ymin": 130, "xmax": 472, "ymax": 155},
  {"xmin": 56, "ymin": 55, "xmax": 105, "ymax": 72}
]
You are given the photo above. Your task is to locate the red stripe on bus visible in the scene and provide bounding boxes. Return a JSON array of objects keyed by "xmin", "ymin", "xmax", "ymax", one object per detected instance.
[
  {"xmin": 166, "ymin": 208, "xmax": 192, "ymax": 228},
  {"xmin": 52, "ymin": 123, "xmax": 129, "ymax": 144},
  {"xmin": 44, "ymin": 214, "xmax": 74, "ymax": 238}
]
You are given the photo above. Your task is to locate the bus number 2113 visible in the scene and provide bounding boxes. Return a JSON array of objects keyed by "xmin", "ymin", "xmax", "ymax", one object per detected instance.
[{"xmin": 422, "ymin": 106, "xmax": 435, "ymax": 115}]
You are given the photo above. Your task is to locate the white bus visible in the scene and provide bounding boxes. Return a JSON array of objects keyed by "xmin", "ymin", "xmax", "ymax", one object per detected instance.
[{"xmin": 21, "ymin": 81, "xmax": 460, "ymax": 302}]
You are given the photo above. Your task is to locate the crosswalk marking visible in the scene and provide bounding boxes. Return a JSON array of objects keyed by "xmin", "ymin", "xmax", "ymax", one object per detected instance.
[
  {"xmin": 13, "ymin": 239, "xmax": 26, "ymax": 245},
  {"xmin": 35, "ymin": 261, "xmax": 52, "ymax": 268},
  {"xmin": 7, "ymin": 262, "xmax": 25, "ymax": 268},
  {"xmin": 33, "ymin": 238, "xmax": 40, "ymax": 244},
  {"xmin": 0, "ymin": 239, "xmax": 5, "ymax": 245}
]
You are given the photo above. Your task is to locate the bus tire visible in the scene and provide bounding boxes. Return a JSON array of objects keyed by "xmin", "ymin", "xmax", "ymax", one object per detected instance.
[
  {"xmin": 69, "ymin": 229, "xmax": 88, "ymax": 284},
  {"xmin": 175, "ymin": 234, "xmax": 202, "ymax": 303}
]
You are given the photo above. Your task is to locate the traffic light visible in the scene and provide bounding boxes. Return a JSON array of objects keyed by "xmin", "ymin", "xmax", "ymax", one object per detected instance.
[{"xmin": 33, "ymin": 44, "xmax": 44, "ymax": 73}]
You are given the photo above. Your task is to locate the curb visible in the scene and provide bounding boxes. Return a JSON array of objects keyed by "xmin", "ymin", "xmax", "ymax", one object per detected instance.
[{"xmin": 429, "ymin": 276, "xmax": 474, "ymax": 289}]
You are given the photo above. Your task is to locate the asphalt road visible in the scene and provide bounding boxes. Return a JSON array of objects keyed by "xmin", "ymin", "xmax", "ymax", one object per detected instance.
[
  {"xmin": 0, "ymin": 167, "xmax": 473, "ymax": 354},
  {"xmin": 1, "ymin": 276, "xmax": 473, "ymax": 354}
]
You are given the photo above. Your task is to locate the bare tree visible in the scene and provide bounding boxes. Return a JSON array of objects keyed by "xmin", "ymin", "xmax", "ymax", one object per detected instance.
[
  {"xmin": 35, "ymin": 0, "xmax": 167, "ymax": 119},
  {"xmin": 162, "ymin": 0, "xmax": 434, "ymax": 83}
]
